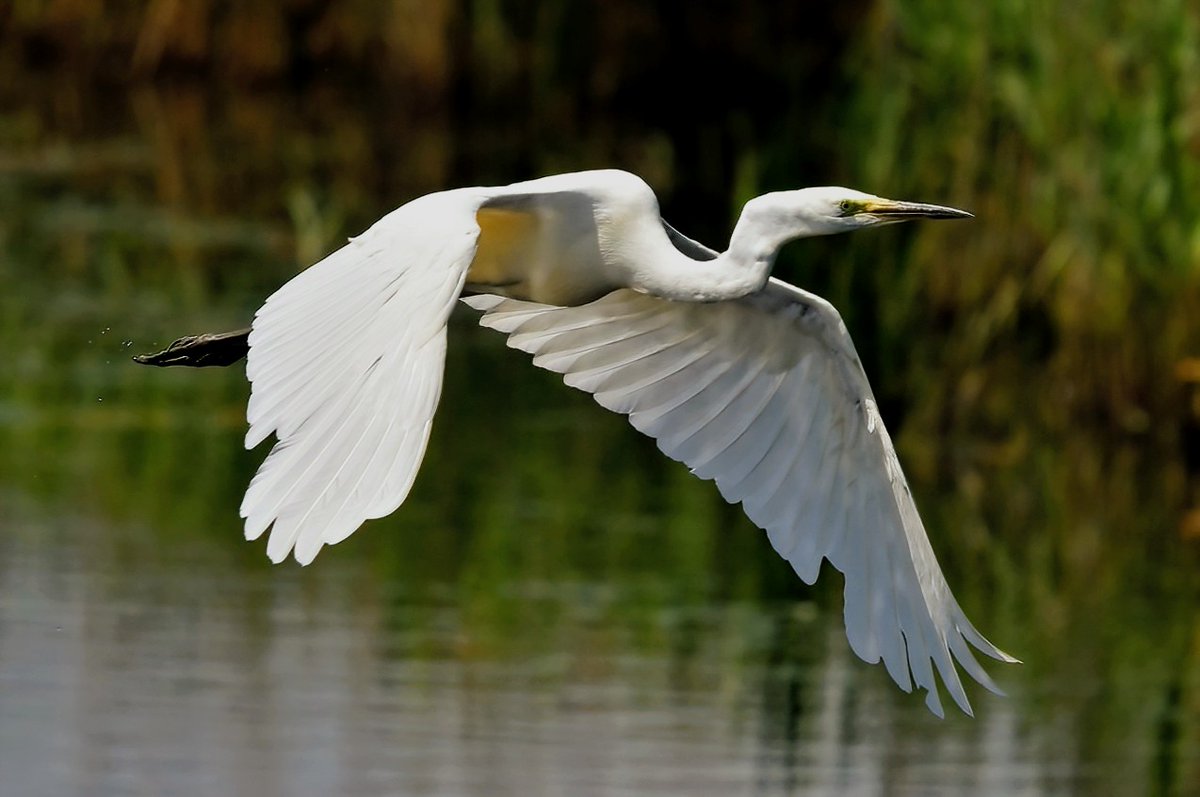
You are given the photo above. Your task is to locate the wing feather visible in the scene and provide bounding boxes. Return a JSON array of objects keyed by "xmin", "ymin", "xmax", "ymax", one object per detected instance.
[
  {"xmin": 661, "ymin": 364, "xmax": 767, "ymax": 459},
  {"xmin": 696, "ymin": 371, "xmax": 792, "ymax": 484},
  {"xmin": 592, "ymin": 335, "xmax": 711, "ymax": 407},
  {"xmin": 242, "ymin": 193, "xmax": 481, "ymax": 564},
  {"xmin": 464, "ymin": 279, "xmax": 1016, "ymax": 715},
  {"xmin": 734, "ymin": 416, "xmax": 802, "ymax": 512}
]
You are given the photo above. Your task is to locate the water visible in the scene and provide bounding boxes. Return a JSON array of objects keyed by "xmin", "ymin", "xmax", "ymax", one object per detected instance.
[
  {"xmin": 0, "ymin": 76, "xmax": 1197, "ymax": 796},
  {"xmin": 0, "ymin": 517, "xmax": 1062, "ymax": 797}
]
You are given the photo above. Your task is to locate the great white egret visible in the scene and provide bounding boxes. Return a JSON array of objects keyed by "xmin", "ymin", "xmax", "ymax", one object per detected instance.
[{"xmin": 138, "ymin": 169, "xmax": 1017, "ymax": 716}]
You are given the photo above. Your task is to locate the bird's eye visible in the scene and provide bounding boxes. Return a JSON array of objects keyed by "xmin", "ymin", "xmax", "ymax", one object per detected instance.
[{"xmin": 838, "ymin": 200, "xmax": 853, "ymax": 214}]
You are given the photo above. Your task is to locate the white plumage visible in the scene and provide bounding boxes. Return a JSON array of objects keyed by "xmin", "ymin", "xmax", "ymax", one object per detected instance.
[
  {"xmin": 235, "ymin": 169, "xmax": 1017, "ymax": 716},
  {"xmin": 242, "ymin": 192, "xmax": 479, "ymax": 564}
]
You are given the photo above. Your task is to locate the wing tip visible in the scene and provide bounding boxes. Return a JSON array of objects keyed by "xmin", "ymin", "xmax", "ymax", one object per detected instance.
[
  {"xmin": 924, "ymin": 689, "xmax": 948, "ymax": 719},
  {"xmin": 994, "ymin": 649, "xmax": 1023, "ymax": 665},
  {"xmin": 461, "ymin": 294, "xmax": 506, "ymax": 312},
  {"xmin": 244, "ymin": 425, "xmax": 271, "ymax": 450},
  {"xmin": 292, "ymin": 537, "xmax": 323, "ymax": 566}
]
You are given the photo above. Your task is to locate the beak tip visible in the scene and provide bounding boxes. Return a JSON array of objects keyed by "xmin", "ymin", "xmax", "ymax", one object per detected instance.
[{"xmin": 926, "ymin": 204, "xmax": 974, "ymax": 220}]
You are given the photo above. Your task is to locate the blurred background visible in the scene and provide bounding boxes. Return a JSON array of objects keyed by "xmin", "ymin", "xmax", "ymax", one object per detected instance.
[{"xmin": 1, "ymin": 1, "xmax": 1198, "ymax": 795}]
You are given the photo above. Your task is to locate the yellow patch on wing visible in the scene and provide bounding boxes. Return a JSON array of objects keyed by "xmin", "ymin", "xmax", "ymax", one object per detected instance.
[{"xmin": 468, "ymin": 207, "xmax": 540, "ymax": 290}]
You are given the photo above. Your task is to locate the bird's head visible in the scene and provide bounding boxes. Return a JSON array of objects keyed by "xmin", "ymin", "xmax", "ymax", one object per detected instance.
[
  {"xmin": 743, "ymin": 187, "xmax": 973, "ymax": 241},
  {"xmin": 723, "ymin": 186, "xmax": 975, "ymax": 288},
  {"xmin": 805, "ymin": 186, "xmax": 973, "ymax": 232}
]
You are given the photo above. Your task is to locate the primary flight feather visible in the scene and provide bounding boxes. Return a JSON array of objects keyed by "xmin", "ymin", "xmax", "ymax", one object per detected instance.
[{"xmin": 139, "ymin": 169, "xmax": 1017, "ymax": 716}]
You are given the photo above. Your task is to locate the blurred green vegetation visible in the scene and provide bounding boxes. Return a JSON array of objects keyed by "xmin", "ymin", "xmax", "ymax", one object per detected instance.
[{"xmin": 1, "ymin": 1, "xmax": 1198, "ymax": 794}]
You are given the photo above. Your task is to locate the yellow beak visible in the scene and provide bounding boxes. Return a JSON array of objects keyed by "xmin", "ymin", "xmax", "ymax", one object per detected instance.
[{"xmin": 862, "ymin": 199, "xmax": 974, "ymax": 220}]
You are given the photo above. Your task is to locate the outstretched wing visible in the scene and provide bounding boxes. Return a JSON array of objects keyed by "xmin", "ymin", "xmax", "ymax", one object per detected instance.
[
  {"xmin": 464, "ymin": 280, "xmax": 1017, "ymax": 716},
  {"xmin": 241, "ymin": 192, "xmax": 481, "ymax": 565}
]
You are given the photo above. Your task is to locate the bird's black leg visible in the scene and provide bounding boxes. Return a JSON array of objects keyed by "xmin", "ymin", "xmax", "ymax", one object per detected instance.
[{"xmin": 133, "ymin": 327, "xmax": 251, "ymax": 367}]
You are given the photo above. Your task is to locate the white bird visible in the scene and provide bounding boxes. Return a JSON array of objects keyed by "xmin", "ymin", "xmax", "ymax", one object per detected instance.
[{"xmin": 144, "ymin": 169, "xmax": 1018, "ymax": 716}]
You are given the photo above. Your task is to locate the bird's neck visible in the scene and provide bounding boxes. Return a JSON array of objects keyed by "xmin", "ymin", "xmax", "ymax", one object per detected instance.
[
  {"xmin": 631, "ymin": 248, "xmax": 764, "ymax": 303},
  {"xmin": 727, "ymin": 195, "xmax": 834, "ymax": 266},
  {"xmin": 676, "ymin": 210, "xmax": 816, "ymax": 300},
  {"xmin": 646, "ymin": 205, "xmax": 817, "ymax": 302}
]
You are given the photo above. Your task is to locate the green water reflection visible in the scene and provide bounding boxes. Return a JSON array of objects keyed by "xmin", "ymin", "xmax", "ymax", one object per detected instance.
[{"xmin": 2, "ymin": 3, "xmax": 1199, "ymax": 794}]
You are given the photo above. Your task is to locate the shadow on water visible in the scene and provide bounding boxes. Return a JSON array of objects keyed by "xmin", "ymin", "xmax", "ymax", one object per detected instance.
[{"xmin": 1, "ymin": 6, "xmax": 1199, "ymax": 794}]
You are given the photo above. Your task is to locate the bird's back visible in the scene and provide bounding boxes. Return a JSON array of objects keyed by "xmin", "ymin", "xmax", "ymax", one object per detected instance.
[{"xmin": 466, "ymin": 169, "xmax": 667, "ymax": 305}]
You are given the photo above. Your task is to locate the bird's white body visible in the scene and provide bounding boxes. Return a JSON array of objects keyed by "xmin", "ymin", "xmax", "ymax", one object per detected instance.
[
  {"xmin": 454, "ymin": 169, "xmax": 768, "ymax": 304},
  {"xmin": 237, "ymin": 169, "xmax": 1015, "ymax": 717}
]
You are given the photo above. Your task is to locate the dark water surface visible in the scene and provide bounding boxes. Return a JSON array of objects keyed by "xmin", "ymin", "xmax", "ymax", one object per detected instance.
[{"xmin": 1, "ymin": 76, "xmax": 1197, "ymax": 796}]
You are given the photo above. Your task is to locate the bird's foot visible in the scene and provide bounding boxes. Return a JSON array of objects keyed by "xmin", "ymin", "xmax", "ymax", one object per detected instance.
[{"xmin": 133, "ymin": 328, "xmax": 251, "ymax": 368}]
